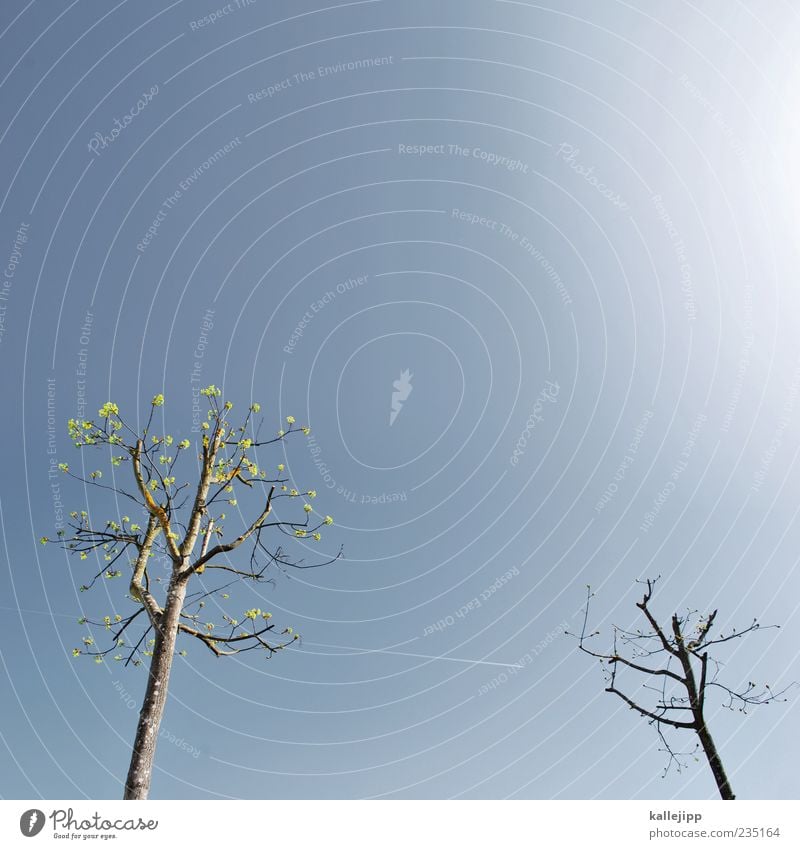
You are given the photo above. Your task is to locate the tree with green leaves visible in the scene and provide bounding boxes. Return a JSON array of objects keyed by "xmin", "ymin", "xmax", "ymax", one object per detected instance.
[
  {"xmin": 41, "ymin": 386, "xmax": 340, "ymax": 800},
  {"xmin": 574, "ymin": 578, "xmax": 795, "ymax": 799}
]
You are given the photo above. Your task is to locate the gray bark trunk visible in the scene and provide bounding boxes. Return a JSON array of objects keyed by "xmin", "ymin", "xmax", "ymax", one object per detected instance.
[
  {"xmin": 696, "ymin": 721, "xmax": 735, "ymax": 800},
  {"xmin": 123, "ymin": 576, "xmax": 187, "ymax": 800}
]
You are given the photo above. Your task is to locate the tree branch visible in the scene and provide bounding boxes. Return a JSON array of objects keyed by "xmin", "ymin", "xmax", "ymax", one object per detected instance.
[
  {"xmin": 129, "ymin": 515, "xmax": 162, "ymax": 626},
  {"xmin": 609, "ymin": 654, "xmax": 686, "ymax": 684},
  {"xmin": 606, "ymin": 685, "xmax": 696, "ymax": 729},
  {"xmin": 131, "ymin": 439, "xmax": 181, "ymax": 563},
  {"xmin": 635, "ymin": 579, "xmax": 679, "ymax": 657},
  {"xmin": 188, "ymin": 486, "xmax": 275, "ymax": 574}
]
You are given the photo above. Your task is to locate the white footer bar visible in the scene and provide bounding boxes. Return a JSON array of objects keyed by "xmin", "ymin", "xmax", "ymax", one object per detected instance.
[{"xmin": 2, "ymin": 800, "xmax": 796, "ymax": 848}]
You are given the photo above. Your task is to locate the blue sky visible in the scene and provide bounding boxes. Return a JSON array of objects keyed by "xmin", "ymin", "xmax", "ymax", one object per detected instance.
[{"xmin": 1, "ymin": 0, "xmax": 799, "ymax": 800}]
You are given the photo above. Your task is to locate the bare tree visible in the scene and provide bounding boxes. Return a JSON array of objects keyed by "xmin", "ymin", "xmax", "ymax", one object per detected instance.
[
  {"xmin": 573, "ymin": 577, "xmax": 794, "ymax": 799},
  {"xmin": 41, "ymin": 386, "xmax": 341, "ymax": 799}
]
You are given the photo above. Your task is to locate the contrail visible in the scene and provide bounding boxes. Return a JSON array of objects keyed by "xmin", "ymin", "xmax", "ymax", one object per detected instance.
[{"xmin": 303, "ymin": 641, "xmax": 523, "ymax": 669}]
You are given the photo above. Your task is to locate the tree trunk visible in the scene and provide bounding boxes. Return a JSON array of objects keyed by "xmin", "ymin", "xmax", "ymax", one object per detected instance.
[
  {"xmin": 696, "ymin": 721, "xmax": 735, "ymax": 800},
  {"xmin": 123, "ymin": 575, "xmax": 187, "ymax": 799}
]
